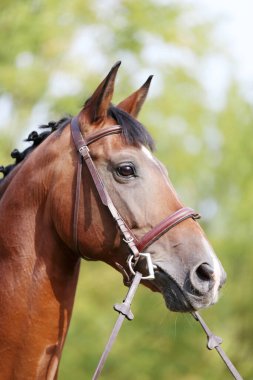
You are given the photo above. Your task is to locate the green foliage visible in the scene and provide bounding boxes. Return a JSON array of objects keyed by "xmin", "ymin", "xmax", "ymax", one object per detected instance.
[{"xmin": 0, "ymin": 1, "xmax": 252, "ymax": 379}]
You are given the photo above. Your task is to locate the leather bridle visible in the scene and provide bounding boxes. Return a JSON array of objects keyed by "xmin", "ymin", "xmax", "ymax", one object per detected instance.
[
  {"xmin": 71, "ymin": 116, "xmax": 200, "ymax": 273},
  {"xmin": 70, "ymin": 116, "xmax": 243, "ymax": 380}
]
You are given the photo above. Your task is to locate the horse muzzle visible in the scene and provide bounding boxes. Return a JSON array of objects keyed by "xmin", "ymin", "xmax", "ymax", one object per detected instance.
[{"xmin": 151, "ymin": 260, "xmax": 227, "ymax": 312}]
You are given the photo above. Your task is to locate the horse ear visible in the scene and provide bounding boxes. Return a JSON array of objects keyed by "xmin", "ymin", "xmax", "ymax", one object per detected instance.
[
  {"xmin": 81, "ymin": 61, "xmax": 121, "ymax": 124},
  {"xmin": 117, "ymin": 75, "xmax": 153, "ymax": 118}
]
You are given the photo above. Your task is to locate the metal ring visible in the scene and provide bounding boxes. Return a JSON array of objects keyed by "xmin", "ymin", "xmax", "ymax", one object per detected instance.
[
  {"xmin": 123, "ymin": 236, "xmax": 134, "ymax": 244},
  {"xmin": 128, "ymin": 253, "xmax": 155, "ymax": 280}
]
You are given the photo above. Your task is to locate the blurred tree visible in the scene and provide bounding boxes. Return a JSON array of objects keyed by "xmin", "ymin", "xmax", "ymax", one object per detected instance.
[{"xmin": 0, "ymin": 0, "xmax": 252, "ymax": 379}]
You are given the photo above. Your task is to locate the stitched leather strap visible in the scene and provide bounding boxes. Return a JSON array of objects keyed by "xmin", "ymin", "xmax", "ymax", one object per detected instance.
[
  {"xmin": 136, "ymin": 207, "xmax": 200, "ymax": 251},
  {"xmin": 73, "ymin": 154, "xmax": 82, "ymax": 254}
]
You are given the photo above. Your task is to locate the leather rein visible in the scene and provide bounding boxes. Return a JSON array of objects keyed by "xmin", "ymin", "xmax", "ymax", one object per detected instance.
[{"xmin": 70, "ymin": 117, "xmax": 243, "ymax": 380}]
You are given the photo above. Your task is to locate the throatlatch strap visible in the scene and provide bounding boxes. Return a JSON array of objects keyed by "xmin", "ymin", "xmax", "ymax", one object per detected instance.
[{"xmin": 73, "ymin": 154, "xmax": 82, "ymax": 253}]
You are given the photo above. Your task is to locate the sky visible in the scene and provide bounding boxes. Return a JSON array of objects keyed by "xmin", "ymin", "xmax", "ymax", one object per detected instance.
[{"xmin": 191, "ymin": 0, "xmax": 253, "ymax": 100}]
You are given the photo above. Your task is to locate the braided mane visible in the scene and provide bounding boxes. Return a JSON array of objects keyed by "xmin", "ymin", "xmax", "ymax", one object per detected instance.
[{"xmin": 0, "ymin": 117, "xmax": 71, "ymax": 182}]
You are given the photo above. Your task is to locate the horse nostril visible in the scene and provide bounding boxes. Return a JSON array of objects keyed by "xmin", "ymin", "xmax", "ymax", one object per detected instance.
[
  {"xmin": 189, "ymin": 262, "xmax": 216, "ymax": 296},
  {"xmin": 196, "ymin": 263, "xmax": 215, "ymax": 282}
]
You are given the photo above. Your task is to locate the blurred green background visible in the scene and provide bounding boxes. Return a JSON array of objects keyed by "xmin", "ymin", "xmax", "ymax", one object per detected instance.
[{"xmin": 0, "ymin": 1, "xmax": 252, "ymax": 379}]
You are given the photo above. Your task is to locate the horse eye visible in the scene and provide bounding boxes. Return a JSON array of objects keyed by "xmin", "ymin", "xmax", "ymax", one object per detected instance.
[{"xmin": 116, "ymin": 164, "xmax": 136, "ymax": 177}]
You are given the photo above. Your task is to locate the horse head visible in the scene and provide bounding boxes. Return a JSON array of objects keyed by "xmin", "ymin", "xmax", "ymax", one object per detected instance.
[{"xmin": 51, "ymin": 62, "xmax": 226, "ymax": 312}]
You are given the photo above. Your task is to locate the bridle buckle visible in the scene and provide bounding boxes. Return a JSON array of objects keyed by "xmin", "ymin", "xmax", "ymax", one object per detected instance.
[
  {"xmin": 79, "ymin": 145, "xmax": 90, "ymax": 160},
  {"xmin": 128, "ymin": 252, "xmax": 155, "ymax": 280}
]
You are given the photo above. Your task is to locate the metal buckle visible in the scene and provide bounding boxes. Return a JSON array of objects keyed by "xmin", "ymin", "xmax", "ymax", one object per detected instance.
[
  {"xmin": 79, "ymin": 145, "xmax": 90, "ymax": 159},
  {"xmin": 128, "ymin": 252, "xmax": 155, "ymax": 280}
]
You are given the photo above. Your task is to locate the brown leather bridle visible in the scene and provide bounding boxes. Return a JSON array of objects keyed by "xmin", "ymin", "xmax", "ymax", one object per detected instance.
[
  {"xmin": 71, "ymin": 116, "xmax": 200, "ymax": 271},
  {"xmin": 70, "ymin": 116, "xmax": 243, "ymax": 380}
]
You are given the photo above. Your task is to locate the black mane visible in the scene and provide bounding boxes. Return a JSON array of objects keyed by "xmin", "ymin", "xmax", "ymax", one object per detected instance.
[
  {"xmin": 108, "ymin": 105, "xmax": 155, "ymax": 151},
  {"xmin": 0, "ymin": 106, "xmax": 154, "ymax": 181},
  {"xmin": 0, "ymin": 117, "xmax": 71, "ymax": 181}
]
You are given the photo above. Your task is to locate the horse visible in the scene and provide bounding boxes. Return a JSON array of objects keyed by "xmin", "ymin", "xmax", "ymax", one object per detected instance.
[{"xmin": 0, "ymin": 61, "xmax": 226, "ymax": 379}]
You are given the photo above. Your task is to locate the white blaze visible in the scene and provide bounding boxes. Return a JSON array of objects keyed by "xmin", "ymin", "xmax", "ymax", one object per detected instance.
[{"xmin": 201, "ymin": 236, "xmax": 221, "ymax": 302}]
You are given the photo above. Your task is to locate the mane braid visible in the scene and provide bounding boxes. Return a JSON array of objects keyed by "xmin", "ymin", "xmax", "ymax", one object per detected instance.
[
  {"xmin": 108, "ymin": 105, "xmax": 155, "ymax": 151},
  {"xmin": 0, "ymin": 117, "xmax": 71, "ymax": 181}
]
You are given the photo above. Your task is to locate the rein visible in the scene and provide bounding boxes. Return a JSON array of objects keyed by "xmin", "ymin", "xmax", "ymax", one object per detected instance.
[{"xmin": 70, "ymin": 117, "xmax": 243, "ymax": 380}]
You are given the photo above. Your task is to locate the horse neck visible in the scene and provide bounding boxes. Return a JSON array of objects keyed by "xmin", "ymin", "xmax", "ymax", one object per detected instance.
[
  {"xmin": 0, "ymin": 163, "xmax": 22, "ymax": 197},
  {"xmin": 0, "ymin": 131, "xmax": 80, "ymax": 379}
]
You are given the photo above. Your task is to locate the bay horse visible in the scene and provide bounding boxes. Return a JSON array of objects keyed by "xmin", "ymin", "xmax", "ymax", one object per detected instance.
[{"xmin": 0, "ymin": 62, "xmax": 226, "ymax": 379}]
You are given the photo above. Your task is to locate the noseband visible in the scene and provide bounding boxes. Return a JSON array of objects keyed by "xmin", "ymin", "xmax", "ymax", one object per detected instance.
[
  {"xmin": 70, "ymin": 117, "xmax": 243, "ymax": 380},
  {"xmin": 71, "ymin": 116, "xmax": 200, "ymax": 277}
]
